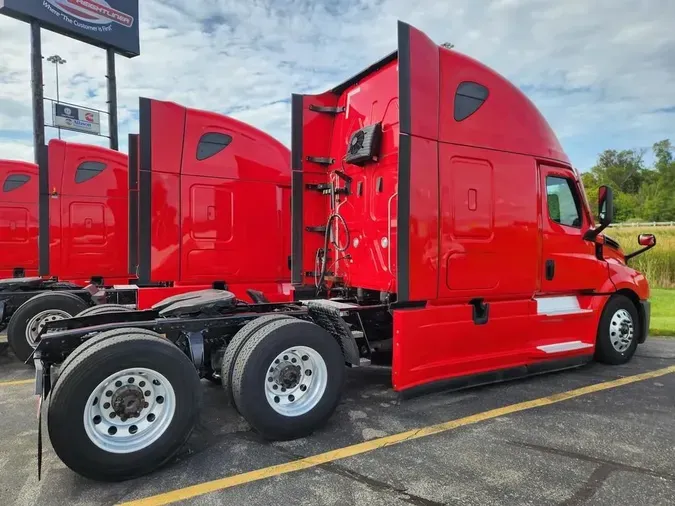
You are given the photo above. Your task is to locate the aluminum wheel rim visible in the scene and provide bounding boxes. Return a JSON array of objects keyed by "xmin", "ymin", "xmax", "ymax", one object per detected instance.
[
  {"xmin": 264, "ymin": 345, "xmax": 328, "ymax": 417},
  {"xmin": 25, "ymin": 309, "xmax": 71, "ymax": 347},
  {"xmin": 83, "ymin": 368, "xmax": 176, "ymax": 454},
  {"xmin": 609, "ymin": 309, "xmax": 634, "ymax": 353}
]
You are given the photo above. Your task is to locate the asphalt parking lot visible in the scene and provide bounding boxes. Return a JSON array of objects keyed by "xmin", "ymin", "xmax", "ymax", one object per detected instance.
[{"xmin": 0, "ymin": 336, "xmax": 674, "ymax": 506}]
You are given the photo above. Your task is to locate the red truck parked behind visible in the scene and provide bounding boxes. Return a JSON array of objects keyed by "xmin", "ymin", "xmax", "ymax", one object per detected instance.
[
  {"xmin": 3, "ymin": 98, "xmax": 292, "ymax": 364},
  {"xmin": 31, "ymin": 21, "xmax": 656, "ymax": 482},
  {"xmin": 0, "ymin": 160, "xmax": 39, "ymax": 279}
]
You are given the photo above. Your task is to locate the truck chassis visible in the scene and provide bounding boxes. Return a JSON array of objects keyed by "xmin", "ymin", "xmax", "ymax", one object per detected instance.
[{"xmin": 33, "ymin": 288, "xmax": 389, "ymax": 481}]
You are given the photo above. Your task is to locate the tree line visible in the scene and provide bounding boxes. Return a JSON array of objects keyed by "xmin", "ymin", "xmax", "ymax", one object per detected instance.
[{"xmin": 581, "ymin": 139, "xmax": 675, "ymax": 222}]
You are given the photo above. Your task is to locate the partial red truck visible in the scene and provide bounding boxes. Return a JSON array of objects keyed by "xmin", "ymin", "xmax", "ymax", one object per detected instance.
[
  {"xmin": 0, "ymin": 160, "xmax": 39, "ymax": 279},
  {"xmin": 1, "ymin": 98, "xmax": 293, "ymax": 364},
  {"xmin": 32, "ymin": 21, "xmax": 656, "ymax": 482}
]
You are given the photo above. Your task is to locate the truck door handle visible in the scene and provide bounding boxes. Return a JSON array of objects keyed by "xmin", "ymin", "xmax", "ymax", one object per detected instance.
[{"xmin": 545, "ymin": 260, "xmax": 555, "ymax": 280}]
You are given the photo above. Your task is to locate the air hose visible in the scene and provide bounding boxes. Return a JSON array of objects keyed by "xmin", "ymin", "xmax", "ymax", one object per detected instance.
[{"xmin": 315, "ymin": 212, "xmax": 350, "ymax": 295}]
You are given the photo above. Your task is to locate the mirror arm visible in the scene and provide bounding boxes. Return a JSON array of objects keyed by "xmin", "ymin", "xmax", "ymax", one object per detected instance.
[
  {"xmin": 583, "ymin": 222, "xmax": 609, "ymax": 242},
  {"xmin": 625, "ymin": 239, "xmax": 657, "ymax": 262}
]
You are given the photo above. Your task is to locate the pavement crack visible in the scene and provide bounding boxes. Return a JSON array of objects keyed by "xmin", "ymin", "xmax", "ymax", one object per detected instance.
[
  {"xmin": 558, "ymin": 464, "xmax": 613, "ymax": 506},
  {"xmin": 270, "ymin": 441, "xmax": 447, "ymax": 506},
  {"xmin": 508, "ymin": 440, "xmax": 675, "ymax": 482}
]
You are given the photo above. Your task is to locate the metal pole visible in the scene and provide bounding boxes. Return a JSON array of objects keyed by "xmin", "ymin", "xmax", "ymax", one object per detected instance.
[
  {"xmin": 106, "ymin": 48, "xmax": 119, "ymax": 151},
  {"xmin": 30, "ymin": 21, "xmax": 45, "ymax": 165},
  {"xmin": 55, "ymin": 61, "xmax": 61, "ymax": 139}
]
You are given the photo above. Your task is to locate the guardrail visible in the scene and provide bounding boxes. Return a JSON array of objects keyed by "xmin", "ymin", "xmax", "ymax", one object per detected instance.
[{"xmin": 609, "ymin": 222, "xmax": 675, "ymax": 228}]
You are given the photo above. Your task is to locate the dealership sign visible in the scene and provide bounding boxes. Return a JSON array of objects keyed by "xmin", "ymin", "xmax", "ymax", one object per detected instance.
[
  {"xmin": 0, "ymin": 0, "xmax": 139, "ymax": 57},
  {"xmin": 53, "ymin": 103, "xmax": 101, "ymax": 134}
]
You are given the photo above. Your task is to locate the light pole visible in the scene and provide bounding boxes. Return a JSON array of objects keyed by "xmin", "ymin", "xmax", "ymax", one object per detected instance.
[{"xmin": 47, "ymin": 54, "xmax": 66, "ymax": 139}]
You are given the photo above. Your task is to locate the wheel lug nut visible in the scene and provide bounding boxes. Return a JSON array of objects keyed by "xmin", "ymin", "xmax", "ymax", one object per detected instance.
[
  {"xmin": 283, "ymin": 355, "xmax": 289, "ymax": 361},
  {"xmin": 144, "ymin": 402, "xmax": 149, "ymax": 408},
  {"xmin": 105, "ymin": 390, "xmax": 112, "ymax": 397},
  {"xmin": 300, "ymin": 385, "xmax": 307, "ymax": 391},
  {"xmin": 128, "ymin": 378, "xmax": 135, "ymax": 384},
  {"xmin": 281, "ymin": 387, "xmax": 286, "ymax": 392},
  {"xmin": 147, "ymin": 414, "xmax": 156, "ymax": 422},
  {"xmin": 144, "ymin": 390, "xmax": 151, "ymax": 396},
  {"xmin": 289, "ymin": 395, "xmax": 295, "ymax": 402},
  {"xmin": 115, "ymin": 381, "xmax": 122, "ymax": 387},
  {"xmin": 139, "ymin": 381, "xmax": 146, "ymax": 387},
  {"xmin": 110, "ymin": 412, "xmax": 116, "ymax": 418},
  {"xmin": 103, "ymin": 402, "xmax": 111, "ymax": 409},
  {"xmin": 129, "ymin": 425, "xmax": 138, "ymax": 434},
  {"xmin": 157, "ymin": 396, "xmax": 164, "ymax": 404},
  {"xmin": 268, "ymin": 377, "xmax": 273, "ymax": 382},
  {"xmin": 108, "ymin": 427, "xmax": 117, "ymax": 435},
  {"xmin": 273, "ymin": 385, "xmax": 278, "ymax": 390},
  {"xmin": 275, "ymin": 359, "xmax": 280, "ymax": 364},
  {"xmin": 291, "ymin": 358, "xmax": 297, "ymax": 363},
  {"xmin": 305, "ymin": 370, "xmax": 312, "ymax": 376},
  {"xmin": 93, "ymin": 415, "xmax": 101, "ymax": 424}
]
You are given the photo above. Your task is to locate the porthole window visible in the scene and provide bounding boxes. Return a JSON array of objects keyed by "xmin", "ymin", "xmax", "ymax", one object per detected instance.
[
  {"xmin": 197, "ymin": 133, "xmax": 233, "ymax": 161},
  {"xmin": 3, "ymin": 174, "xmax": 30, "ymax": 192},
  {"xmin": 454, "ymin": 82, "xmax": 489, "ymax": 121},
  {"xmin": 75, "ymin": 161, "xmax": 107, "ymax": 184}
]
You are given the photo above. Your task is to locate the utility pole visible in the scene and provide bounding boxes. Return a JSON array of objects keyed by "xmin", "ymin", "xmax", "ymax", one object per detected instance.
[{"xmin": 47, "ymin": 54, "xmax": 67, "ymax": 139}]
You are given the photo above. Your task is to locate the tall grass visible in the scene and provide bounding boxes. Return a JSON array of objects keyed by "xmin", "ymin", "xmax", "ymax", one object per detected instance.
[{"xmin": 606, "ymin": 227, "xmax": 675, "ymax": 288}]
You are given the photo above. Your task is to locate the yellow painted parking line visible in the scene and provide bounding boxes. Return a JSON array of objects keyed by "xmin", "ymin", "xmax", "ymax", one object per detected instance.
[
  {"xmin": 0, "ymin": 379, "xmax": 33, "ymax": 387},
  {"xmin": 120, "ymin": 364, "xmax": 675, "ymax": 506}
]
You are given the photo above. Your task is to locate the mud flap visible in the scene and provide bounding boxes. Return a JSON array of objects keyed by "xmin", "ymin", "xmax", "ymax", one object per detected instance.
[
  {"xmin": 37, "ymin": 395, "xmax": 43, "ymax": 480},
  {"xmin": 306, "ymin": 301, "xmax": 360, "ymax": 366},
  {"xmin": 34, "ymin": 356, "xmax": 48, "ymax": 480}
]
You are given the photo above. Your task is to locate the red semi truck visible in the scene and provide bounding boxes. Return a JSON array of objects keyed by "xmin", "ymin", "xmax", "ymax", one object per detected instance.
[
  {"xmin": 32, "ymin": 21, "xmax": 656, "ymax": 482},
  {"xmin": 0, "ymin": 160, "xmax": 39, "ymax": 279},
  {"xmin": 2, "ymin": 98, "xmax": 293, "ymax": 363}
]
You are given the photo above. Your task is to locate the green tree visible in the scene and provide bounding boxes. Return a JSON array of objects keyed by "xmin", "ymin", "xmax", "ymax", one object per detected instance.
[
  {"xmin": 582, "ymin": 139, "xmax": 675, "ymax": 222},
  {"xmin": 591, "ymin": 148, "xmax": 647, "ymax": 194}
]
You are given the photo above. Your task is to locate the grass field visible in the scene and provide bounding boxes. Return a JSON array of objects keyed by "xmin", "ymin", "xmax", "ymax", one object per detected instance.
[
  {"xmin": 608, "ymin": 227, "xmax": 674, "ymax": 336},
  {"xmin": 650, "ymin": 288, "xmax": 675, "ymax": 336},
  {"xmin": 608, "ymin": 227, "xmax": 675, "ymax": 288}
]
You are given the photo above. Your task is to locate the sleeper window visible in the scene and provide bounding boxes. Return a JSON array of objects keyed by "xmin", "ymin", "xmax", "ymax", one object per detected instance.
[
  {"xmin": 3, "ymin": 174, "xmax": 30, "ymax": 192},
  {"xmin": 546, "ymin": 176, "xmax": 582, "ymax": 228},
  {"xmin": 76, "ymin": 161, "xmax": 107, "ymax": 184},
  {"xmin": 197, "ymin": 133, "xmax": 232, "ymax": 161},
  {"xmin": 454, "ymin": 82, "xmax": 489, "ymax": 121}
]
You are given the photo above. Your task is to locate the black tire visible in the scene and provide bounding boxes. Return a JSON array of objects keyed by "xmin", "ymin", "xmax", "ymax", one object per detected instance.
[
  {"xmin": 7, "ymin": 292, "xmax": 88, "ymax": 364},
  {"xmin": 45, "ymin": 328, "xmax": 165, "ymax": 432},
  {"xmin": 231, "ymin": 318, "xmax": 345, "ymax": 440},
  {"xmin": 221, "ymin": 314, "xmax": 293, "ymax": 408},
  {"xmin": 55, "ymin": 327, "xmax": 162, "ymax": 384},
  {"xmin": 595, "ymin": 294, "xmax": 640, "ymax": 365},
  {"xmin": 77, "ymin": 304, "xmax": 133, "ymax": 317},
  {"xmin": 47, "ymin": 329, "xmax": 202, "ymax": 481}
]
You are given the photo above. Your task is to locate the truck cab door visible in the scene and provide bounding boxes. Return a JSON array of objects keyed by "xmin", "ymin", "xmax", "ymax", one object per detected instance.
[
  {"xmin": 58, "ymin": 148, "xmax": 129, "ymax": 282},
  {"xmin": 539, "ymin": 165, "xmax": 608, "ymax": 294}
]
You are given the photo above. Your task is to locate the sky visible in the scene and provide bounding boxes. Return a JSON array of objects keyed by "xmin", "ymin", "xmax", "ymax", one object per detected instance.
[{"xmin": 0, "ymin": 0, "xmax": 673, "ymax": 171}]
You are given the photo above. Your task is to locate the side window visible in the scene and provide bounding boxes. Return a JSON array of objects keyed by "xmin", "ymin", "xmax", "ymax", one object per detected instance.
[
  {"xmin": 546, "ymin": 176, "xmax": 582, "ymax": 228},
  {"xmin": 3, "ymin": 174, "xmax": 30, "ymax": 192},
  {"xmin": 197, "ymin": 133, "xmax": 232, "ymax": 161},
  {"xmin": 75, "ymin": 161, "xmax": 106, "ymax": 184},
  {"xmin": 454, "ymin": 82, "xmax": 489, "ymax": 121}
]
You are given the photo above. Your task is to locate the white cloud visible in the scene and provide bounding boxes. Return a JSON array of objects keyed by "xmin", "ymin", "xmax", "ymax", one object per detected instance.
[{"xmin": 0, "ymin": 0, "xmax": 673, "ymax": 169}]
